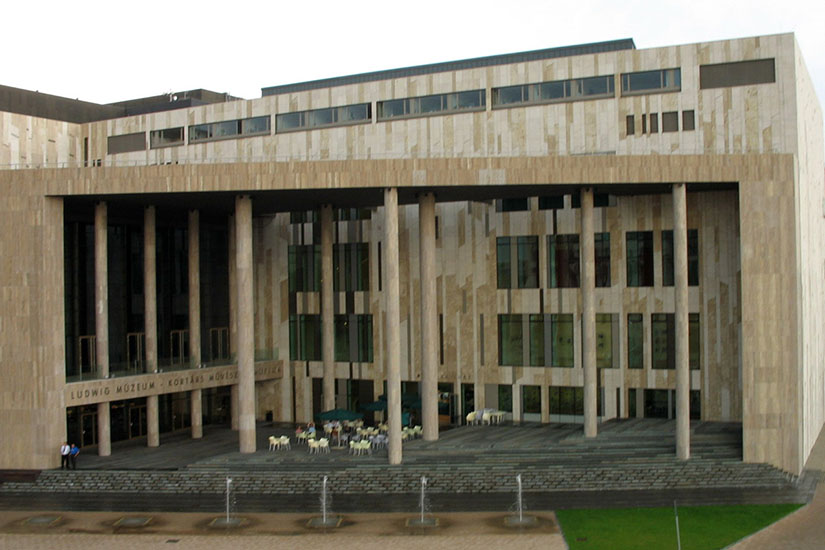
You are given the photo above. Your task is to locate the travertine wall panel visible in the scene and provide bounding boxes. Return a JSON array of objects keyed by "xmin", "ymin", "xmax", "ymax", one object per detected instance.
[
  {"xmin": 1, "ymin": 112, "xmax": 81, "ymax": 167},
  {"xmin": 65, "ymin": 35, "xmax": 799, "ymax": 169}
]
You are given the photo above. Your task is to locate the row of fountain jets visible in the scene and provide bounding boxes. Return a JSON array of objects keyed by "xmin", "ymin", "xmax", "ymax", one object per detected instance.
[{"xmin": 223, "ymin": 473, "xmax": 530, "ymax": 527}]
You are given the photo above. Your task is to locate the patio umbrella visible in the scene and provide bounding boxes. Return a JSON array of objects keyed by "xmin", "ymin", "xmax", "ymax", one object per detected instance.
[{"xmin": 316, "ymin": 408, "xmax": 364, "ymax": 421}]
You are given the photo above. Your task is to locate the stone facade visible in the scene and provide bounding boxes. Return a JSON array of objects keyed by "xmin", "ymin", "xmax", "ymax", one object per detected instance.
[{"xmin": 0, "ymin": 33, "xmax": 822, "ymax": 475}]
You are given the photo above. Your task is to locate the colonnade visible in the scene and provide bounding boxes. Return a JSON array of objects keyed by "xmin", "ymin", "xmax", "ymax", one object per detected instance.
[{"xmin": 90, "ymin": 183, "xmax": 692, "ymax": 463}]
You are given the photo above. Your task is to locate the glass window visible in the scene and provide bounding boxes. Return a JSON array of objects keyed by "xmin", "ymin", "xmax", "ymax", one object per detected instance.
[
  {"xmin": 276, "ymin": 112, "xmax": 304, "ymax": 132},
  {"xmin": 627, "ymin": 313, "xmax": 644, "ymax": 369},
  {"xmin": 538, "ymin": 195, "xmax": 565, "ymax": 209},
  {"xmin": 662, "ymin": 230, "xmax": 699, "ymax": 286},
  {"xmin": 683, "ymin": 110, "xmax": 695, "ymax": 131},
  {"xmin": 333, "ymin": 243, "xmax": 370, "ymax": 292},
  {"xmin": 498, "ymin": 385, "xmax": 513, "ymax": 412},
  {"xmin": 626, "ymin": 231, "xmax": 654, "ymax": 286},
  {"xmin": 662, "ymin": 111, "xmax": 679, "ymax": 132},
  {"xmin": 689, "ymin": 313, "xmax": 700, "ymax": 370},
  {"xmin": 595, "ymin": 232, "xmax": 611, "ymax": 287},
  {"xmin": 650, "ymin": 113, "xmax": 659, "ymax": 133},
  {"xmin": 189, "ymin": 124, "xmax": 211, "ymax": 142},
  {"xmin": 377, "ymin": 90, "xmax": 484, "ymax": 120},
  {"xmin": 529, "ymin": 314, "xmax": 545, "ymax": 367},
  {"xmin": 596, "ymin": 313, "xmax": 616, "ymax": 368},
  {"xmin": 334, "ymin": 314, "xmax": 373, "ymax": 363},
  {"xmin": 651, "ymin": 313, "xmax": 674, "ymax": 370},
  {"xmin": 288, "ymin": 245, "xmax": 320, "ymax": 292},
  {"xmin": 539, "ymin": 81, "xmax": 567, "ymax": 100},
  {"xmin": 213, "ymin": 120, "xmax": 239, "ymax": 138},
  {"xmin": 419, "ymin": 95, "xmax": 443, "ymax": 113},
  {"xmin": 517, "ymin": 236, "xmax": 539, "ymax": 288},
  {"xmin": 621, "ymin": 68, "xmax": 681, "ymax": 95},
  {"xmin": 522, "ymin": 385, "xmax": 541, "ymax": 414},
  {"xmin": 289, "ymin": 314, "xmax": 321, "ymax": 361},
  {"xmin": 308, "ymin": 108, "xmax": 334, "ymax": 127},
  {"xmin": 498, "ymin": 314, "xmax": 523, "ymax": 366},
  {"xmin": 497, "ymin": 236, "xmax": 538, "ymax": 289},
  {"xmin": 549, "ymin": 386, "xmax": 584, "ymax": 416},
  {"xmin": 456, "ymin": 90, "xmax": 483, "ymax": 109},
  {"xmin": 241, "ymin": 116, "xmax": 270, "ymax": 135},
  {"xmin": 551, "ymin": 314, "xmax": 574, "ymax": 368},
  {"xmin": 496, "ymin": 237, "xmax": 512, "ymax": 289},
  {"xmin": 626, "ymin": 115, "xmax": 635, "ymax": 136},
  {"xmin": 496, "ymin": 86, "xmax": 524, "ymax": 105},
  {"xmin": 548, "ymin": 234, "xmax": 580, "ymax": 288},
  {"xmin": 150, "ymin": 127, "xmax": 184, "ymax": 149}
]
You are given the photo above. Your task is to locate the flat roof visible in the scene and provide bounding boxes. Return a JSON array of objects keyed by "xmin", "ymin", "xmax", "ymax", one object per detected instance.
[{"xmin": 261, "ymin": 39, "xmax": 636, "ymax": 96}]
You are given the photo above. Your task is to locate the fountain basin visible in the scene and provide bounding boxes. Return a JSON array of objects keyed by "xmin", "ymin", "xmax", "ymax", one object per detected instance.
[
  {"xmin": 503, "ymin": 514, "xmax": 538, "ymax": 528},
  {"xmin": 209, "ymin": 517, "xmax": 246, "ymax": 529},
  {"xmin": 307, "ymin": 516, "xmax": 343, "ymax": 528},
  {"xmin": 406, "ymin": 517, "xmax": 439, "ymax": 527}
]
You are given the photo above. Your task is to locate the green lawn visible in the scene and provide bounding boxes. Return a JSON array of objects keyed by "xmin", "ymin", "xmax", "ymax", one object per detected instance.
[{"xmin": 556, "ymin": 503, "xmax": 802, "ymax": 550}]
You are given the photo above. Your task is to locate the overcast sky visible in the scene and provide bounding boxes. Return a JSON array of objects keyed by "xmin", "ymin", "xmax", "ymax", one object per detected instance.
[{"xmin": 4, "ymin": 0, "xmax": 823, "ymax": 108}]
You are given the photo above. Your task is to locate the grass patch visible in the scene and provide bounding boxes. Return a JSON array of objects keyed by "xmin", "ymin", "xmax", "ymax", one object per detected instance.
[{"xmin": 557, "ymin": 503, "xmax": 802, "ymax": 550}]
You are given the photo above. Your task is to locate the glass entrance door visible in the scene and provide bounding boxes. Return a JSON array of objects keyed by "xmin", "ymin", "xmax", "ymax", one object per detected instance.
[
  {"xmin": 128, "ymin": 405, "xmax": 147, "ymax": 438},
  {"xmin": 81, "ymin": 411, "xmax": 98, "ymax": 447}
]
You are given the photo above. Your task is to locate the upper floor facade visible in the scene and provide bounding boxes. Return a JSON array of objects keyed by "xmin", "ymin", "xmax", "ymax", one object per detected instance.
[{"xmin": 0, "ymin": 33, "xmax": 816, "ymax": 172}]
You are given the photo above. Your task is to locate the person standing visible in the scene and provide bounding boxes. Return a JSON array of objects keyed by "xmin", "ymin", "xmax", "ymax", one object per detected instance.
[
  {"xmin": 59, "ymin": 442, "xmax": 70, "ymax": 470},
  {"xmin": 69, "ymin": 444, "xmax": 80, "ymax": 470}
]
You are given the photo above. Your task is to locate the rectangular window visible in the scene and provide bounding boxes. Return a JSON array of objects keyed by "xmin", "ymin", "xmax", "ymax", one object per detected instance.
[
  {"xmin": 333, "ymin": 243, "xmax": 369, "ymax": 291},
  {"xmin": 641, "ymin": 114, "xmax": 647, "ymax": 134},
  {"xmin": 651, "ymin": 313, "xmax": 701, "ymax": 370},
  {"xmin": 498, "ymin": 384, "xmax": 513, "ymax": 412},
  {"xmin": 621, "ymin": 68, "xmax": 681, "ymax": 95},
  {"xmin": 596, "ymin": 313, "xmax": 617, "ymax": 368},
  {"xmin": 289, "ymin": 314, "xmax": 321, "ymax": 361},
  {"xmin": 626, "ymin": 231, "xmax": 654, "ymax": 286},
  {"xmin": 275, "ymin": 103, "xmax": 371, "ymax": 133},
  {"xmin": 626, "ymin": 115, "xmax": 635, "ymax": 136},
  {"xmin": 496, "ymin": 236, "xmax": 538, "ymax": 289},
  {"xmin": 107, "ymin": 132, "xmax": 146, "ymax": 155},
  {"xmin": 651, "ymin": 313, "xmax": 674, "ymax": 370},
  {"xmin": 699, "ymin": 59, "xmax": 775, "ymax": 89},
  {"xmin": 549, "ymin": 386, "xmax": 584, "ymax": 416},
  {"xmin": 627, "ymin": 313, "xmax": 644, "ymax": 369},
  {"xmin": 662, "ymin": 111, "xmax": 679, "ymax": 132},
  {"xmin": 492, "ymin": 75, "xmax": 614, "ymax": 109},
  {"xmin": 334, "ymin": 314, "xmax": 373, "ymax": 363},
  {"xmin": 522, "ymin": 385, "xmax": 541, "ymax": 415},
  {"xmin": 377, "ymin": 90, "xmax": 485, "ymax": 120},
  {"xmin": 335, "ymin": 208, "xmax": 371, "ymax": 221},
  {"xmin": 498, "ymin": 314, "xmax": 523, "ymax": 366},
  {"xmin": 189, "ymin": 116, "xmax": 270, "ymax": 143},
  {"xmin": 650, "ymin": 113, "xmax": 659, "ymax": 133},
  {"xmin": 595, "ymin": 232, "xmax": 611, "ymax": 287},
  {"xmin": 149, "ymin": 127, "xmax": 184, "ymax": 149},
  {"xmin": 551, "ymin": 314, "xmax": 574, "ymax": 368},
  {"xmin": 661, "ymin": 230, "xmax": 699, "ymax": 286},
  {"xmin": 548, "ymin": 234, "xmax": 580, "ymax": 288},
  {"xmin": 682, "ymin": 110, "xmax": 695, "ymax": 131},
  {"xmin": 288, "ymin": 245, "xmax": 320, "ymax": 292},
  {"xmin": 498, "ymin": 313, "xmax": 573, "ymax": 367}
]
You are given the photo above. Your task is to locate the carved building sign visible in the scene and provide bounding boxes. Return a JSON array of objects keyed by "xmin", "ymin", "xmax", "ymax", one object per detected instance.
[{"xmin": 65, "ymin": 361, "xmax": 282, "ymax": 406}]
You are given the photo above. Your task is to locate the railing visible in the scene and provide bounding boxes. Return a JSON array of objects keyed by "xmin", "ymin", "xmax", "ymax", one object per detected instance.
[{"xmin": 0, "ymin": 148, "xmax": 618, "ymax": 171}]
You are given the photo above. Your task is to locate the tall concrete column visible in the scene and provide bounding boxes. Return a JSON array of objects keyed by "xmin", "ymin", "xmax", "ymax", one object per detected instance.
[
  {"xmin": 188, "ymin": 210, "xmax": 203, "ymax": 439},
  {"xmin": 419, "ymin": 192, "xmax": 439, "ymax": 441},
  {"xmin": 673, "ymin": 183, "xmax": 690, "ymax": 460},
  {"xmin": 320, "ymin": 204, "xmax": 335, "ymax": 412},
  {"xmin": 581, "ymin": 188, "xmax": 597, "ymax": 438},
  {"xmin": 228, "ymin": 214, "xmax": 239, "ymax": 431},
  {"xmin": 384, "ymin": 188, "xmax": 403, "ymax": 465},
  {"xmin": 235, "ymin": 196, "xmax": 256, "ymax": 453},
  {"xmin": 144, "ymin": 206, "xmax": 159, "ymax": 448},
  {"xmin": 94, "ymin": 201, "xmax": 111, "ymax": 456}
]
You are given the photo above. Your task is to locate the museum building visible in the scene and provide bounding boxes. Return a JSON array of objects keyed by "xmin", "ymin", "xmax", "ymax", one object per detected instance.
[{"xmin": 0, "ymin": 33, "xmax": 823, "ymax": 474}]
